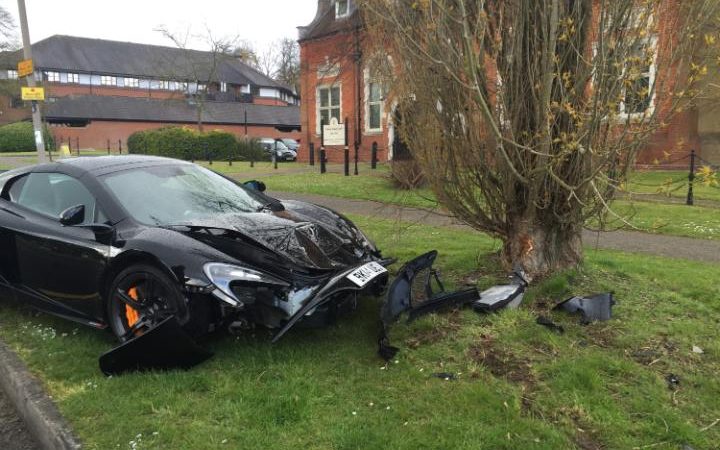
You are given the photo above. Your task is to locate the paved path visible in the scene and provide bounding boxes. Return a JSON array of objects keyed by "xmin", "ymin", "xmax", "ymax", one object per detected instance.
[
  {"xmin": 272, "ymin": 191, "xmax": 720, "ymax": 264},
  {"xmin": 0, "ymin": 388, "xmax": 39, "ymax": 450}
]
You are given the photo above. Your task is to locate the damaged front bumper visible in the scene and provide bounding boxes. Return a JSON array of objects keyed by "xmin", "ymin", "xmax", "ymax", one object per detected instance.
[{"xmin": 271, "ymin": 259, "xmax": 392, "ymax": 343}]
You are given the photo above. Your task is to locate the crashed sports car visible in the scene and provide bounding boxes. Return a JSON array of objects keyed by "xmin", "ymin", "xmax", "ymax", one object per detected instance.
[{"xmin": 0, "ymin": 156, "xmax": 391, "ymax": 371}]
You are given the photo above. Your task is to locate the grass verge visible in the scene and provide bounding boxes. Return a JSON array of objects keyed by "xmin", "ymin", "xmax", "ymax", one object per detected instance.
[
  {"xmin": 626, "ymin": 170, "xmax": 720, "ymax": 203},
  {"xmin": 0, "ymin": 216, "xmax": 718, "ymax": 449}
]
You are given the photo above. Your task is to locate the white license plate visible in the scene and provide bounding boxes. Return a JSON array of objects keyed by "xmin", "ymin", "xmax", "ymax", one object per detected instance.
[{"xmin": 346, "ymin": 262, "xmax": 388, "ymax": 287}]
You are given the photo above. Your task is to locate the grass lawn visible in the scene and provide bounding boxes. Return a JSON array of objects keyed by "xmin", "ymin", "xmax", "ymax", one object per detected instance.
[
  {"xmin": 0, "ymin": 216, "xmax": 719, "ymax": 449},
  {"xmin": 262, "ymin": 170, "xmax": 438, "ymax": 210},
  {"xmin": 626, "ymin": 170, "xmax": 720, "ymax": 203},
  {"xmin": 253, "ymin": 169, "xmax": 719, "ymax": 240},
  {"xmin": 597, "ymin": 201, "xmax": 720, "ymax": 240}
]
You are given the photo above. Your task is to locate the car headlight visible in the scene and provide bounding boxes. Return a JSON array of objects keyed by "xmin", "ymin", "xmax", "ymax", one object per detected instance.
[{"xmin": 203, "ymin": 263, "xmax": 290, "ymax": 307}]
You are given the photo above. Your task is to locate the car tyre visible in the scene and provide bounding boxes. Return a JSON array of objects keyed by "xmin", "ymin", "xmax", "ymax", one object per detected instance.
[{"xmin": 106, "ymin": 264, "xmax": 188, "ymax": 343}]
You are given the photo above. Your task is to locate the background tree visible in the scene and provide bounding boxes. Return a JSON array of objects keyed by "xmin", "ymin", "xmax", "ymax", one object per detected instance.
[
  {"xmin": 362, "ymin": 0, "xmax": 718, "ymax": 277},
  {"xmin": 155, "ymin": 27, "xmax": 238, "ymax": 132},
  {"xmin": 274, "ymin": 37, "xmax": 301, "ymax": 93},
  {"xmin": 233, "ymin": 40, "xmax": 261, "ymax": 71}
]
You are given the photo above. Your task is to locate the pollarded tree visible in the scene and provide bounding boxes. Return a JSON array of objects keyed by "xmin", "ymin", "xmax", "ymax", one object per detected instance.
[{"xmin": 361, "ymin": 0, "xmax": 719, "ymax": 277}]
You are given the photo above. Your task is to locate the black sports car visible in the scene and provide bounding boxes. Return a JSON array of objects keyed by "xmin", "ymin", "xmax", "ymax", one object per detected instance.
[{"xmin": 0, "ymin": 156, "xmax": 390, "ymax": 369}]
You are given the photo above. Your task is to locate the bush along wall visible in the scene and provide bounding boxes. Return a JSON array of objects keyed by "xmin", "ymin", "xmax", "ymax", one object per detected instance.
[
  {"xmin": 0, "ymin": 121, "xmax": 55, "ymax": 153},
  {"xmin": 127, "ymin": 126, "xmax": 263, "ymax": 161}
]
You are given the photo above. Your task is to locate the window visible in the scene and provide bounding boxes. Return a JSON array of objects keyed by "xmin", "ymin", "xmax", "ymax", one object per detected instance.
[
  {"xmin": 67, "ymin": 73, "xmax": 80, "ymax": 84},
  {"xmin": 220, "ymin": 82, "xmax": 227, "ymax": 93},
  {"xmin": 101, "ymin": 75, "xmax": 117, "ymax": 86},
  {"xmin": 45, "ymin": 71, "xmax": 60, "ymax": 83},
  {"xmin": 197, "ymin": 83, "xmax": 207, "ymax": 92},
  {"xmin": 366, "ymin": 80, "xmax": 384, "ymax": 131},
  {"xmin": 7, "ymin": 70, "xmax": 17, "ymax": 79},
  {"xmin": 317, "ymin": 85, "xmax": 341, "ymax": 133},
  {"xmin": 336, "ymin": 0, "xmax": 349, "ymax": 18},
  {"xmin": 176, "ymin": 81, "xmax": 188, "ymax": 91},
  {"xmin": 159, "ymin": 80, "xmax": 172, "ymax": 90},
  {"xmin": 124, "ymin": 77, "xmax": 139, "ymax": 88},
  {"xmin": 8, "ymin": 173, "xmax": 102, "ymax": 223},
  {"xmin": 620, "ymin": 38, "xmax": 656, "ymax": 116}
]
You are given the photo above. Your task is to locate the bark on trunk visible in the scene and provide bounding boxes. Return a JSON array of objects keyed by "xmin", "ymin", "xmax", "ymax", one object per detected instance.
[{"xmin": 501, "ymin": 219, "xmax": 583, "ymax": 280}]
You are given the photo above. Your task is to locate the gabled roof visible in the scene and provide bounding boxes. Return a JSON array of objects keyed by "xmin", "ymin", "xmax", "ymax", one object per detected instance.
[
  {"xmin": 298, "ymin": 0, "xmax": 361, "ymax": 43},
  {"xmin": 1, "ymin": 35, "xmax": 293, "ymax": 93},
  {"xmin": 45, "ymin": 95, "xmax": 300, "ymax": 128}
]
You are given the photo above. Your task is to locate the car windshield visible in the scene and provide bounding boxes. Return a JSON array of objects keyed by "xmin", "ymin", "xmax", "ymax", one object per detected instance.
[
  {"xmin": 282, "ymin": 139, "xmax": 297, "ymax": 147},
  {"xmin": 101, "ymin": 164, "xmax": 264, "ymax": 225},
  {"xmin": 272, "ymin": 140, "xmax": 289, "ymax": 151}
]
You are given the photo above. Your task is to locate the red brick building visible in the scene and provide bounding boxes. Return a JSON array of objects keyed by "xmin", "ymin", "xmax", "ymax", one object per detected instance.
[
  {"xmin": 0, "ymin": 35, "xmax": 301, "ymax": 150},
  {"xmin": 298, "ymin": 0, "xmax": 391, "ymax": 163},
  {"xmin": 298, "ymin": 0, "xmax": 718, "ymax": 167}
]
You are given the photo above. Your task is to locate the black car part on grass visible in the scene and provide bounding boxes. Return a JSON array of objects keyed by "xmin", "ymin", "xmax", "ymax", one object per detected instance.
[
  {"xmin": 99, "ymin": 316, "xmax": 213, "ymax": 376},
  {"xmin": 378, "ymin": 251, "xmax": 480, "ymax": 361},
  {"xmin": 472, "ymin": 268, "xmax": 528, "ymax": 313},
  {"xmin": 554, "ymin": 293, "xmax": 616, "ymax": 323},
  {"xmin": 536, "ymin": 316, "xmax": 565, "ymax": 334}
]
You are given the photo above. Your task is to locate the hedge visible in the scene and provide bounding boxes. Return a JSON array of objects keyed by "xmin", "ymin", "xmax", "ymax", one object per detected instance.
[
  {"xmin": 127, "ymin": 127, "xmax": 264, "ymax": 161},
  {"xmin": 0, "ymin": 121, "xmax": 56, "ymax": 153}
]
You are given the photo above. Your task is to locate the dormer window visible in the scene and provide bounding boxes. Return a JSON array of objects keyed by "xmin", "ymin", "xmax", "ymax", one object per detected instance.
[{"xmin": 336, "ymin": 0, "xmax": 349, "ymax": 18}]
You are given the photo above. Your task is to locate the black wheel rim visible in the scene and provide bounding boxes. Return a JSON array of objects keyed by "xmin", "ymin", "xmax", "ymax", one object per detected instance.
[{"xmin": 110, "ymin": 272, "xmax": 177, "ymax": 342}]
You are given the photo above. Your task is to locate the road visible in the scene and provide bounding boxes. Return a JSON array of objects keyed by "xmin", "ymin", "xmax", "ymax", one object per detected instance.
[{"xmin": 0, "ymin": 387, "xmax": 39, "ymax": 450}]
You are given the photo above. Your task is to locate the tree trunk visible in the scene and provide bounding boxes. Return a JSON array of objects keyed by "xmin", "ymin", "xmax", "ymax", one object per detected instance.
[{"xmin": 501, "ymin": 218, "xmax": 583, "ymax": 280}]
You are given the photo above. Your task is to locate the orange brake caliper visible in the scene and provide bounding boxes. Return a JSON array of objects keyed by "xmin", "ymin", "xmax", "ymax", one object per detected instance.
[{"xmin": 125, "ymin": 287, "xmax": 140, "ymax": 327}]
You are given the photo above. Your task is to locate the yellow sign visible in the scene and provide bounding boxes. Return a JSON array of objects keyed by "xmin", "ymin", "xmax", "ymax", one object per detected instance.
[
  {"xmin": 21, "ymin": 87, "xmax": 45, "ymax": 101},
  {"xmin": 17, "ymin": 59, "xmax": 33, "ymax": 78}
]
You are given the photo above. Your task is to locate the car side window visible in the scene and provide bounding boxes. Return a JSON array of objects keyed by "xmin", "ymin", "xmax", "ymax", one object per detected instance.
[{"xmin": 10, "ymin": 172, "xmax": 104, "ymax": 224}]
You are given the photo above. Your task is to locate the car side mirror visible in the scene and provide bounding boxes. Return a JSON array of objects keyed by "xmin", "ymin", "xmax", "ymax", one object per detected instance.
[
  {"xmin": 59, "ymin": 204, "xmax": 85, "ymax": 226},
  {"xmin": 244, "ymin": 180, "xmax": 266, "ymax": 192}
]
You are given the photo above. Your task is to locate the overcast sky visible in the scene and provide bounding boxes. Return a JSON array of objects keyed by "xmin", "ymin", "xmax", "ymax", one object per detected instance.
[{"xmin": 0, "ymin": 0, "xmax": 318, "ymax": 51}]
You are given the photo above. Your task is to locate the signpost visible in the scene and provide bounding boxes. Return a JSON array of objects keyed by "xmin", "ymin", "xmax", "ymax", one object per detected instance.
[
  {"xmin": 21, "ymin": 86, "xmax": 44, "ymax": 101},
  {"xmin": 17, "ymin": 59, "xmax": 33, "ymax": 78},
  {"xmin": 17, "ymin": 0, "xmax": 47, "ymax": 163},
  {"xmin": 322, "ymin": 118, "xmax": 346, "ymax": 147}
]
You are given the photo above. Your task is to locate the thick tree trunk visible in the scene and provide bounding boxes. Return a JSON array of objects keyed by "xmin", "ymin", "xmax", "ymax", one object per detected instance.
[{"xmin": 501, "ymin": 218, "xmax": 583, "ymax": 279}]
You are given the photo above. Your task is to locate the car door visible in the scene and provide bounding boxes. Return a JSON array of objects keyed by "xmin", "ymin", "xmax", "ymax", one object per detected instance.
[{"xmin": 0, "ymin": 171, "xmax": 110, "ymax": 325}]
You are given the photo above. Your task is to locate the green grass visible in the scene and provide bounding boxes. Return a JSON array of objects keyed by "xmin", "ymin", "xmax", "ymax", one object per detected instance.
[
  {"xmin": 1, "ymin": 216, "xmax": 719, "ymax": 449},
  {"xmin": 626, "ymin": 170, "xmax": 720, "ymax": 203},
  {"xmin": 261, "ymin": 170, "xmax": 438, "ymax": 210},
  {"xmin": 599, "ymin": 200, "xmax": 720, "ymax": 240}
]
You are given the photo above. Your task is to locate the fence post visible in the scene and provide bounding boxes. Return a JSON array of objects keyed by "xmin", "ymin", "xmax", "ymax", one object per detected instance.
[
  {"xmin": 354, "ymin": 142, "xmax": 359, "ymax": 175},
  {"xmin": 309, "ymin": 142, "xmax": 315, "ymax": 166},
  {"xmin": 371, "ymin": 142, "xmax": 378, "ymax": 169},
  {"xmin": 107, "ymin": 139, "xmax": 111, "ymax": 155},
  {"xmin": 76, "ymin": 137, "xmax": 80, "ymax": 156},
  {"xmin": 273, "ymin": 141, "xmax": 278, "ymax": 170},
  {"xmin": 320, "ymin": 148, "xmax": 326, "ymax": 174},
  {"xmin": 686, "ymin": 149, "xmax": 696, "ymax": 206},
  {"xmin": 118, "ymin": 139, "xmax": 122, "ymax": 155}
]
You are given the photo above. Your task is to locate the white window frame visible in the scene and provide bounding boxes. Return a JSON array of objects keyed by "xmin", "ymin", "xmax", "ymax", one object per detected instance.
[
  {"xmin": 124, "ymin": 77, "xmax": 139, "ymax": 88},
  {"xmin": 364, "ymin": 68, "xmax": 384, "ymax": 133},
  {"xmin": 220, "ymin": 82, "xmax": 227, "ymax": 93},
  {"xmin": 159, "ymin": 80, "xmax": 172, "ymax": 90},
  {"xmin": 7, "ymin": 70, "xmax": 18, "ymax": 79},
  {"xmin": 336, "ymin": 0, "xmax": 350, "ymax": 18},
  {"xmin": 45, "ymin": 71, "xmax": 60, "ymax": 83},
  {"xmin": 617, "ymin": 36, "xmax": 657, "ymax": 120},
  {"xmin": 316, "ymin": 84, "xmax": 342, "ymax": 135},
  {"xmin": 100, "ymin": 75, "xmax": 117, "ymax": 86},
  {"xmin": 67, "ymin": 73, "xmax": 80, "ymax": 84}
]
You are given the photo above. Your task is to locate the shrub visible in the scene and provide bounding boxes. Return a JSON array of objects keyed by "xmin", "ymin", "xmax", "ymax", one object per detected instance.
[
  {"xmin": 0, "ymin": 121, "xmax": 55, "ymax": 153},
  {"xmin": 128, "ymin": 127, "xmax": 265, "ymax": 162}
]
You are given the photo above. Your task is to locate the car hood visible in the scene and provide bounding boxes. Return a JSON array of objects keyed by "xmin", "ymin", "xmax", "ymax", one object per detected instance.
[{"xmin": 169, "ymin": 200, "xmax": 377, "ymax": 272}]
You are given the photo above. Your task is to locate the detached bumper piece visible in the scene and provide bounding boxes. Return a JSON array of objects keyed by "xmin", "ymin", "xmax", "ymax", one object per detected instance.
[
  {"xmin": 554, "ymin": 293, "xmax": 616, "ymax": 323},
  {"xmin": 99, "ymin": 316, "xmax": 213, "ymax": 376},
  {"xmin": 379, "ymin": 251, "xmax": 480, "ymax": 361},
  {"xmin": 472, "ymin": 269, "xmax": 528, "ymax": 313}
]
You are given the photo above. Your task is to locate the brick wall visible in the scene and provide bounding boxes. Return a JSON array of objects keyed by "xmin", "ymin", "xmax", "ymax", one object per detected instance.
[{"xmin": 299, "ymin": 33, "xmax": 391, "ymax": 164}]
